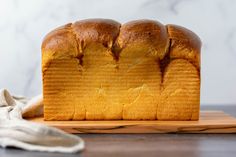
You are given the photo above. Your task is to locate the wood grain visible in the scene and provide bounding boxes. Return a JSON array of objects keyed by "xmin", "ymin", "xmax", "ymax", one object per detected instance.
[{"xmin": 27, "ymin": 111, "xmax": 236, "ymax": 133}]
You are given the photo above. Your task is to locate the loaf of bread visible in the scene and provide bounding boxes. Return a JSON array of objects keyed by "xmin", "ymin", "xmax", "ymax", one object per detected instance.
[{"xmin": 42, "ymin": 19, "xmax": 201, "ymax": 121}]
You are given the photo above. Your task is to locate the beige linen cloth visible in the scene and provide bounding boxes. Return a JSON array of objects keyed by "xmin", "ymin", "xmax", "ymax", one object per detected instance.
[{"xmin": 0, "ymin": 89, "xmax": 84, "ymax": 153}]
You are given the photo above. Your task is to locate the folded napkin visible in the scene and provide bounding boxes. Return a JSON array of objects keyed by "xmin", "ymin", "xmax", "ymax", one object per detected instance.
[{"xmin": 0, "ymin": 89, "xmax": 84, "ymax": 153}]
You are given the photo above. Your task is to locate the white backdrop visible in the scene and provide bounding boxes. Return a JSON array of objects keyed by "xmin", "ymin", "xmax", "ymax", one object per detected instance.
[{"xmin": 0, "ymin": 0, "xmax": 236, "ymax": 105}]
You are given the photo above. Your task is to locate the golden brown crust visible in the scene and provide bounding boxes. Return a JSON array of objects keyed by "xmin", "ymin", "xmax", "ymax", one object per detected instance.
[
  {"xmin": 167, "ymin": 24, "xmax": 201, "ymax": 68},
  {"xmin": 41, "ymin": 23, "xmax": 79, "ymax": 72},
  {"xmin": 41, "ymin": 19, "xmax": 121, "ymax": 70},
  {"xmin": 42, "ymin": 19, "xmax": 201, "ymax": 66},
  {"xmin": 41, "ymin": 23, "xmax": 77, "ymax": 56},
  {"xmin": 117, "ymin": 20, "xmax": 169, "ymax": 59},
  {"xmin": 72, "ymin": 19, "xmax": 121, "ymax": 49}
]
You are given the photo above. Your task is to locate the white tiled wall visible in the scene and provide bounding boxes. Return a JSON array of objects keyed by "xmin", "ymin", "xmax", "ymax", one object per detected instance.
[{"xmin": 0, "ymin": 0, "xmax": 236, "ymax": 105}]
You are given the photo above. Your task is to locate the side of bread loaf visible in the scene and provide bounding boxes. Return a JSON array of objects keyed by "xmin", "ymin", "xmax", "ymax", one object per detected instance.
[{"xmin": 42, "ymin": 19, "xmax": 201, "ymax": 120}]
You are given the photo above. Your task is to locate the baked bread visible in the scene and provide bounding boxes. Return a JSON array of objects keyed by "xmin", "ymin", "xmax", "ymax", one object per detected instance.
[{"xmin": 42, "ymin": 19, "xmax": 201, "ymax": 120}]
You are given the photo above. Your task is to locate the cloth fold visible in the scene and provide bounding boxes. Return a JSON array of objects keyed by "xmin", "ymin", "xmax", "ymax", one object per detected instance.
[{"xmin": 0, "ymin": 89, "xmax": 84, "ymax": 153}]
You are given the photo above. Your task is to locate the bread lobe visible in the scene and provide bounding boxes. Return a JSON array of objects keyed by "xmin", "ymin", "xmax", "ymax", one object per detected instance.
[
  {"xmin": 166, "ymin": 24, "xmax": 201, "ymax": 69},
  {"xmin": 117, "ymin": 20, "xmax": 169, "ymax": 60}
]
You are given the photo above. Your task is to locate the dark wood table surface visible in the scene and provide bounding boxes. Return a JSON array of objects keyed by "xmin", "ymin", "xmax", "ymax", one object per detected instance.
[{"xmin": 1, "ymin": 105, "xmax": 236, "ymax": 157}]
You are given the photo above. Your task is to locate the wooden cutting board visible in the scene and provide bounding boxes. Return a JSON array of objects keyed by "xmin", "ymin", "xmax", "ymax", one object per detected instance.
[{"xmin": 27, "ymin": 111, "xmax": 236, "ymax": 133}]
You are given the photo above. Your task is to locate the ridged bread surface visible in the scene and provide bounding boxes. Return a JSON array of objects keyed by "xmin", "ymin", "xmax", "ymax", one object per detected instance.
[{"xmin": 42, "ymin": 19, "xmax": 201, "ymax": 120}]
